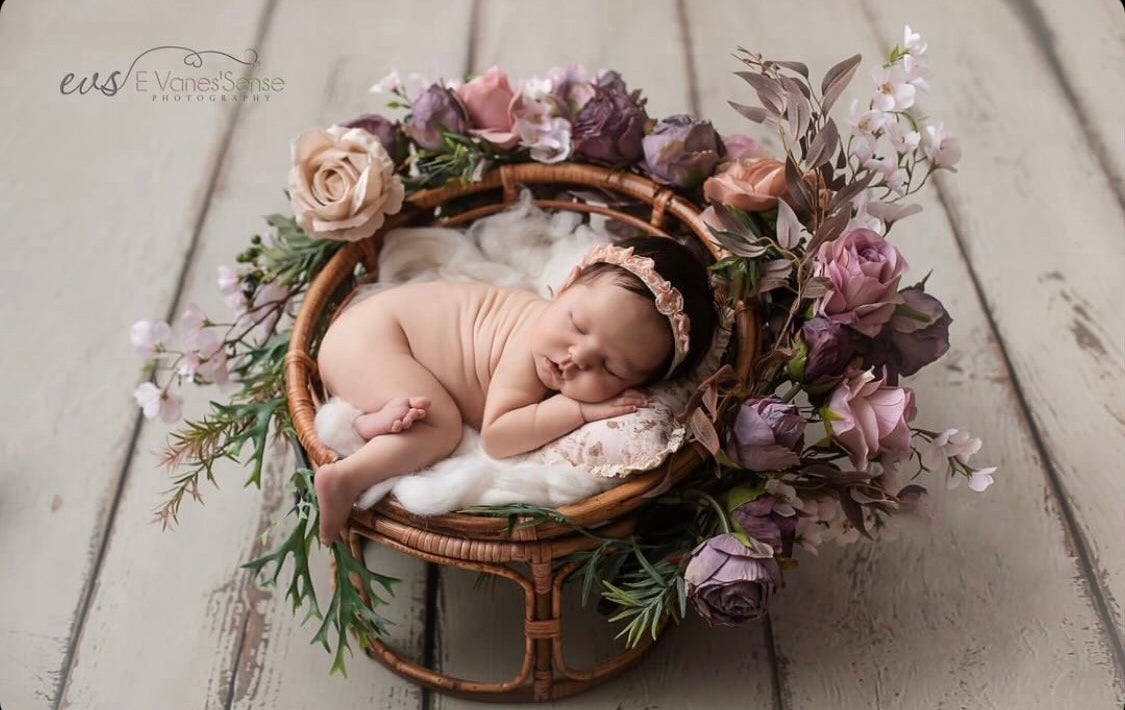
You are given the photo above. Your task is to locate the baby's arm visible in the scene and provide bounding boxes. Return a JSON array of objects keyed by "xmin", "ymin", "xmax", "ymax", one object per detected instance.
[{"xmin": 480, "ymin": 348, "xmax": 650, "ymax": 459}]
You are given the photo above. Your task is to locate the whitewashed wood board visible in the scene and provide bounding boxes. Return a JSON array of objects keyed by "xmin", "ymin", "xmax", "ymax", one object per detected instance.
[
  {"xmin": 0, "ymin": 1, "xmax": 270, "ymax": 708},
  {"xmin": 57, "ymin": 0, "xmax": 479, "ymax": 708},
  {"xmin": 688, "ymin": 0, "xmax": 1124, "ymax": 706},
  {"xmin": 864, "ymin": 0, "xmax": 1125, "ymax": 641}
]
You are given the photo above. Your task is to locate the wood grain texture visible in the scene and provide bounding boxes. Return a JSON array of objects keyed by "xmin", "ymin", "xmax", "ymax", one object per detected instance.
[
  {"xmin": 1013, "ymin": 0, "xmax": 1125, "ymax": 203},
  {"xmin": 688, "ymin": 0, "xmax": 1124, "ymax": 707},
  {"xmin": 0, "ymin": 1, "xmax": 270, "ymax": 707},
  {"xmin": 861, "ymin": 0, "xmax": 1125, "ymax": 644},
  {"xmin": 52, "ymin": 0, "xmax": 475, "ymax": 707}
]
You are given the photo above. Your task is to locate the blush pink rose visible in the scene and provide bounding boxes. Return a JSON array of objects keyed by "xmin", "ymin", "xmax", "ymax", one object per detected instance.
[
  {"xmin": 826, "ymin": 368, "xmax": 916, "ymax": 471},
  {"xmin": 455, "ymin": 65, "xmax": 520, "ymax": 148},
  {"xmin": 703, "ymin": 157, "xmax": 790, "ymax": 212},
  {"xmin": 813, "ymin": 228, "xmax": 909, "ymax": 337}
]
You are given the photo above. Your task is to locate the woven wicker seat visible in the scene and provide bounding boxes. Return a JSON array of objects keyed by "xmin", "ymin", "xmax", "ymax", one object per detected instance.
[{"xmin": 285, "ymin": 162, "xmax": 758, "ymax": 702}]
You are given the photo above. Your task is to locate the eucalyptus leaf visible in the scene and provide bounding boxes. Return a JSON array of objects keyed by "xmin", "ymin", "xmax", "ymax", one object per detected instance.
[
  {"xmin": 735, "ymin": 71, "xmax": 785, "ymax": 115},
  {"xmin": 821, "ymin": 54, "xmax": 862, "ymax": 114},
  {"xmin": 728, "ymin": 101, "xmax": 771, "ymax": 124}
]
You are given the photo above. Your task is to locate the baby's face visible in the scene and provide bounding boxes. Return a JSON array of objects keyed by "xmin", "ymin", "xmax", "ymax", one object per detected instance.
[{"xmin": 530, "ymin": 274, "xmax": 673, "ymax": 403}]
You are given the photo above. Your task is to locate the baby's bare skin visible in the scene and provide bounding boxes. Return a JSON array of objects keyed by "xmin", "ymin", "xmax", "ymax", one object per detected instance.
[{"xmin": 313, "ymin": 277, "xmax": 668, "ymax": 544}]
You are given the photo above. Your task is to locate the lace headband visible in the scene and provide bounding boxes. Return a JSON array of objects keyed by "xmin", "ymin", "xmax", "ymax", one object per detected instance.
[{"xmin": 564, "ymin": 243, "xmax": 691, "ymax": 379}]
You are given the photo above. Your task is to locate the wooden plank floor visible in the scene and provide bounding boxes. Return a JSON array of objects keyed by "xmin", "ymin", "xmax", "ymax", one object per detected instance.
[{"xmin": 0, "ymin": 0, "xmax": 1121, "ymax": 708}]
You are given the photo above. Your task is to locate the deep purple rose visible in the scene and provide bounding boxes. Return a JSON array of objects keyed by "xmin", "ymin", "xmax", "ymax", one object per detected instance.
[
  {"xmin": 641, "ymin": 114, "xmax": 725, "ymax": 189},
  {"xmin": 339, "ymin": 113, "xmax": 408, "ymax": 164},
  {"xmin": 726, "ymin": 396, "xmax": 805, "ymax": 471},
  {"xmin": 684, "ymin": 534, "xmax": 783, "ymax": 626},
  {"xmin": 403, "ymin": 84, "xmax": 469, "ymax": 152},
  {"xmin": 570, "ymin": 80, "xmax": 649, "ymax": 167},
  {"xmin": 891, "ymin": 288, "xmax": 952, "ymax": 375},
  {"xmin": 731, "ymin": 495, "xmax": 798, "ymax": 558},
  {"xmin": 814, "ymin": 229, "xmax": 909, "ymax": 337},
  {"xmin": 802, "ymin": 316, "xmax": 858, "ymax": 382}
]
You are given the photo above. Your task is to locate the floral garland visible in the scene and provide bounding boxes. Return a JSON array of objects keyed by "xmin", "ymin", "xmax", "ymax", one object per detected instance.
[{"xmin": 130, "ymin": 25, "xmax": 995, "ymax": 675}]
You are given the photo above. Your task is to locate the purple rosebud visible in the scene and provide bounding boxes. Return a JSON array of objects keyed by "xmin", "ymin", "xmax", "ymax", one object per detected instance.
[
  {"xmin": 570, "ymin": 81, "xmax": 649, "ymax": 167},
  {"xmin": 403, "ymin": 84, "xmax": 469, "ymax": 152},
  {"xmin": 731, "ymin": 494, "xmax": 798, "ymax": 558},
  {"xmin": 683, "ymin": 534, "xmax": 783, "ymax": 626},
  {"xmin": 726, "ymin": 396, "xmax": 805, "ymax": 471},
  {"xmin": 339, "ymin": 113, "xmax": 408, "ymax": 164},
  {"xmin": 641, "ymin": 114, "xmax": 725, "ymax": 188},
  {"xmin": 802, "ymin": 317, "xmax": 858, "ymax": 382},
  {"xmin": 890, "ymin": 288, "xmax": 952, "ymax": 376}
]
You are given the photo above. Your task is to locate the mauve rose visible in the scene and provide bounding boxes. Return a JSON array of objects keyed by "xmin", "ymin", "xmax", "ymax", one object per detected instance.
[
  {"xmin": 826, "ymin": 368, "xmax": 916, "ymax": 471},
  {"xmin": 731, "ymin": 495, "xmax": 798, "ymax": 558},
  {"xmin": 403, "ymin": 84, "xmax": 469, "ymax": 152},
  {"xmin": 338, "ymin": 113, "xmax": 407, "ymax": 164},
  {"xmin": 813, "ymin": 229, "xmax": 909, "ymax": 337},
  {"xmin": 891, "ymin": 288, "xmax": 952, "ymax": 375},
  {"xmin": 703, "ymin": 157, "xmax": 790, "ymax": 212},
  {"xmin": 802, "ymin": 317, "xmax": 858, "ymax": 382},
  {"xmin": 721, "ymin": 134, "xmax": 771, "ymax": 162},
  {"xmin": 726, "ymin": 397, "xmax": 805, "ymax": 471},
  {"xmin": 641, "ymin": 114, "xmax": 725, "ymax": 188},
  {"xmin": 455, "ymin": 65, "xmax": 520, "ymax": 148},
  {"xmin": 570, "ymin": 82, "xmax": 649, "ymax": 167},
  {"xmin": 684, "ymin": 534, "xmax": 783, "ymax": 626},
  {"xmin": 546, "ymin": 64, "xmax": 596, "ymax": 118}
]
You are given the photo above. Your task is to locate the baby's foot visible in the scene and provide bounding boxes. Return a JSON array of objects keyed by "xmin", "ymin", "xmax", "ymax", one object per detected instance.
[
  {"xmin": 353, "ymin": 396, "xmax": 431, "ymax": 439},
  {"xmin": 314, "ymin": 460, "xmax": 357, "ymax": 545}
]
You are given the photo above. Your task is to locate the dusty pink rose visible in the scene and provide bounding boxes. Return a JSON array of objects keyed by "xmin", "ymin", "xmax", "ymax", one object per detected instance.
[
  {"xmin": 703, "ymin": 157, "xmax": 790, "ymax": 212},
  {"xmin": 826, "ymin": 368, "xmax": 916, "ymax": 471},
  {"xmin": 288, "ymin": 125, "xmax": 405, "ymax": 242},
  {"xmin": 455, "ymin": 66, "xmax": 520, "ymax": 148},
  {"xmin": 813, "ymin": 229, "xmax": 909, "ymax": 337}
]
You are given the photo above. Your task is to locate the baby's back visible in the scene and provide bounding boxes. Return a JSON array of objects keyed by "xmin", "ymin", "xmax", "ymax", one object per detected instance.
[{"xmin": 318, "ymin": 280, "xmax": 545, "ymax": 430}]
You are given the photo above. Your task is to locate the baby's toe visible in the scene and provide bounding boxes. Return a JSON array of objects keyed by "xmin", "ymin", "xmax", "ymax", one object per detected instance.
[{"xmin": 408, "ymin": 396, "xmax": 432, "ymax": 411}]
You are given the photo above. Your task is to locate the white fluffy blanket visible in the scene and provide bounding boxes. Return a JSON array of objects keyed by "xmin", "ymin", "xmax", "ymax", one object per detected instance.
[{"xmin": 314, "ymin": 195, "xmax": 623, "ymax": 515}]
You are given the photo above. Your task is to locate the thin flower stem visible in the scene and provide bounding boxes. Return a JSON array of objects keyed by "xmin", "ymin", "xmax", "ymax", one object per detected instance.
[{"xmin": 685, "ymin": 489, "xmax": 731, "ymax": 534}]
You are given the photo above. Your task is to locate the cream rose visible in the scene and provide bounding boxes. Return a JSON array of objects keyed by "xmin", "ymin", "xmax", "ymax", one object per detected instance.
[{"xmin": 287, "ymin": 125, "xmax": 405, "ymax": 242}]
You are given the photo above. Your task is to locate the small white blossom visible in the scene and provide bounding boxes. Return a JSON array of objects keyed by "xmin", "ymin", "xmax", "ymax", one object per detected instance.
[
  {"xmin": 368, "ymin": 69, "xmax": 401, "ymax": 94},
  {"xmin": 968, "ymin": 467, "xmax": 996, "ymax": 492},
  {"xmin": 903, "ymin": 25, "xmax": 928, "ymax": 62},
  {"xmin": 130, "ymin": 320, "xmax": 173, "ymax": 358},
  {"xmin": 866, "ymin": 200, "xmax": 923, "ymax": 224},
  {"xmin": 764, "ymin": 478, "xmax": 804, "ymax": 517},
  {"xmin": 933, "ymin": 428, "xmax": 983, "ymax": 464},
  {"xmin": 133, "ymin": 382, "xmax": 183, "ymax": 423},
  {"xmin": 521, "ymin": 76, "xmax": 554, "ymax": 101},
  {"xmin": 217, "ymin": 265, "xmax": 241, "ymax": 296},
  {"xmin": 849, "ymin": 99, "xmax": 889, "ymax": 136},
  {"xmin": 924, "ymin": 123, "xmax": 961, "ymax": 169},
  {"xmin": 850, "ymin": 133, "xmax": 878, "ymax": 164},
  {"xmin": 886, "ymin": 121, "xmax": 921, "ymax": 154},
  {"xmin": 872, "ymin": 67, "xmax": 916, "ymax": 112}
]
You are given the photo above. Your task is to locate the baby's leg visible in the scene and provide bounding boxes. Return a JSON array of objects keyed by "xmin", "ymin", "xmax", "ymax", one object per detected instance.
[{"xmin": 314, "ymin": 352, "xmax": 463, "ymax": 544}]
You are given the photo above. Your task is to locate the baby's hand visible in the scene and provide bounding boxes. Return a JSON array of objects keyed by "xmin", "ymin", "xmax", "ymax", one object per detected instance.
[{"xmin": 578, "ymin": 389, "xmax": 651, "ymax": 423}]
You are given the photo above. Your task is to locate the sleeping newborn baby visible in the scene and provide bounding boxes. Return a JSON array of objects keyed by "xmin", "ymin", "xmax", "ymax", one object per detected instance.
[{"xmin": 313, "ymin": 235, "xmax": 718, "ymax": 544}]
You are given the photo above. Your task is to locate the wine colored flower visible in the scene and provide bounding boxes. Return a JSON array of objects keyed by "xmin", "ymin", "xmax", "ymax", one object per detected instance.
[
  {"xmin": 641, "ymin": 114, "xmax": 725, "ymax": 189},
  {"xmin": 570, "ymin": 80, "xmax": 649, "ymax": 167},
  {"xmin": 338, "ymin": 113, "xmax": 408, "ymax": 164},
  {"xmin": 891, "ymin": 287, "xmax": 952, "ymax": 375},
  {"xmin": 683, "ymin": 534, "xmax": 783, "ymax": 626},
  {"xmin": 801, "ymin": 317, "xmax": 858, "ymax": 382},
  {"xmin": 813, "ymin": 228, "xmax": 909, "ymax": 337},
  {"xmin": 726, "ymin": 397, "xmax": 806, "ymax": 471},
  {"xmin": 731, "ymin": 491, "xmax": 799, "ymax": 557},
  {"xmin": 826, "ymin": 368, "xmax": 916, "ymax": 470},
  {"xmin": 403, "ymin": 84, "xmax": 469, "ymax": 152}
]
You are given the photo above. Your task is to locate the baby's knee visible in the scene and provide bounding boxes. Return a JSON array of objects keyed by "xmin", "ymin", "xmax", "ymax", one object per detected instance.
[{"xmin": 420, "ymin": 401, "xmax": 463, "ymax": 455}]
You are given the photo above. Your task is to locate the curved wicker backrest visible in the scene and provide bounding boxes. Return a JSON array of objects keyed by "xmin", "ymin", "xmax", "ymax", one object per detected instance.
[{"xmin": 286, "ymin": 162, "xmax": 758, "ymax": 540}]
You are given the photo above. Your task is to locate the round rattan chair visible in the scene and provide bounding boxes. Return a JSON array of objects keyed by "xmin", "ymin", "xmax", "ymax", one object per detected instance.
[{"xmin": 285, "ymin": 162, "xmax": 757, "ymax": 702}]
